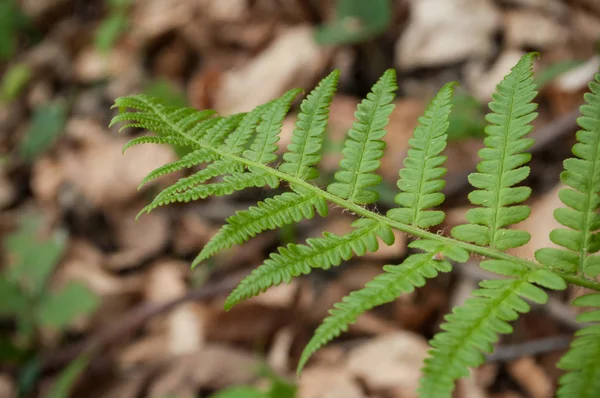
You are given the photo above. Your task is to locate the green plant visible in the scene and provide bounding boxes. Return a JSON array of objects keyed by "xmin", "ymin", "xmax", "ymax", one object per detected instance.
[
  {"xmin": 18, "ymin": 100, "xmax": 68, "ymax": 162},
  {"xmin": 1, "ymin": 211, "xmax": 98, "ymax": 395},
  {"xmin": 110, "ymin": 53, "xmax": 600, "ymax": 397},
  {"xmin": 95, "ymin": 0, "xmax": 131, "ymax": 52}
]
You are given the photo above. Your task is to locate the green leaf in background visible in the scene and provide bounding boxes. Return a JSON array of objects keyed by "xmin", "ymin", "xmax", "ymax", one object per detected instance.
[
  {"xmin": 209, "ymin": 386, "xmax": 266, "ymax": 398},
  {"xmin": 95, "ymin": 13, "xmax": 128, "ymax": 52},
  {"xmin": 446, "ymin": 91, "xmax": 486, "ymax": 141},
  {"xmin": 315, "ymin": 0, "xmax": 392, "ymax": 45},
  {"xmin": 534, "ymin": 59, "xmax": 584, "ymax": 89},
  {"xmin": 3, "ymin": 211, "xmax": 67, "ymax": 295},
  {"xmin": 46, "ymin": 355, "xmax": 90, "ymax": 398},
  {"xmin": 36, "ymin": 282, "xmax": 99, "ymax": 329},
  {"xmin": 0, "ymin": 0, "xmax": 22, "ymax": 60},
  {"xmin": 19, "ymin": 100, "xmax": 68, "ymax": 162},
  {"xmin": 0, "ymin": 277, "xmax": 28, "ymax": 316},
  {"xmin": 1, "ymin": 63, "xmax": 32, "ymax": 102}
]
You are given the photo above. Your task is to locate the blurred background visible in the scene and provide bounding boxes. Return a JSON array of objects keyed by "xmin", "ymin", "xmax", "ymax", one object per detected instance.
[{"xmin": 1, "ymin": 0, "xmax": 600, "ymax": 397}]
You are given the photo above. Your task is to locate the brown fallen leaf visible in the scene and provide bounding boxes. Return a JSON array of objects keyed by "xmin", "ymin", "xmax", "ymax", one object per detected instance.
[
  {"xmin": 105, "ymin": 205, "xmax": 170, "ymax": 270},
  {"xmin": 213, "ymin": 25, "xmax": 333, "ymax": 114},
  {"xmin": 298, "ymin": 366, "xmax": 364, "ymax": 398},
  {"xmin": 395, "ymin": 0, "xmax": 501, "ymax": 69},
  {"xmin": 0, "ymin": 166, "xmax": 15, "ymax": 209},
  {"xmin": 507, "ymin": 357, "xmax": 554, "ymax": 398},
  {"xmin": 466, "ymin": 50, "xmax": 526, "ymax": 102},
  {"xmin": 504, "ymin": 10, "xmax": 568, "ymax": 50},
  {"xmin": 346, "ymin": 331, "xmax": 430, "ymax": 397},
  {"xmin": 0, "ymin": 374, "xmax": 15, "ymax": 398}
]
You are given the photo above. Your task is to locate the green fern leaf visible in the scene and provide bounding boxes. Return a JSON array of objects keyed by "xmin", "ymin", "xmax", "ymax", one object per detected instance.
[
  {"xmin": 419, "ymin": 260, "xmax": 565, "ymax": 398},
  {"xmin": 279, "ymin": 69, "xmax": 340, "ymax": 180},
  {"xmin": 122, "ymin": 135, "xmax": 193, "ymax": 153},
  {"xmin": 195, "ymin": 189, "xmax": 328, "ymax": 266},
  {"xmin": 557, "ymin": 294, "xmax": 600, "ymax": 398},
  {"xmin": 138, "ymin": 172, "xmax": 280, "ymax": 217},
  {"xmin": 243, "ymin": 89, "xmax": 301, "ymax": 165},
  {"xmin": 535, "ymin": 71, "xmax": 600, "ymax": 275},
  {"xmin": 298, "ymin": 240, "xmax": 469, "ymax": 373},
  {"xmin": 137, "ymin": 149, "xmax": 216, "ymax": 189},
  {"xmin": 327, "ymin": 69, "xmax": 397, "ymax": 204},
  {"xmin": 387, "ymin": 81, "xmax": 456, "ymax": 228},
  {"xmin": 452, "ymin": 53, "xmax": 538, "ymax": 250},
  {"xmin": 224, "ymin": 103, "xmax": 271, "ymax": 154},
  {"xmin": 224, "ymin": 219, "xmax": 394, "ymax": 310}
]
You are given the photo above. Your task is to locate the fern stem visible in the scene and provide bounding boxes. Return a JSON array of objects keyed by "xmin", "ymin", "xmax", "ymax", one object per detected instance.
[{"xmin": 140, "ymin": 96, "xmax": 600, "ymax": 293}]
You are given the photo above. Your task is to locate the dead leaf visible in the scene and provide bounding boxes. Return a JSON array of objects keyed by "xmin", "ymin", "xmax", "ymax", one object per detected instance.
[
  {"xmin": 74, "ymin": 46, "xmax": 137, "ymax": 83},
  {"xmin": 466, "ymin": 50, "xmax": 526, "ymax": 102},
  {"xmin": 56, "ymin": 118, "xmax": 179, "ymax": 208},
  {"xmin": 395, "ymin": 0, "xmax": 501, "ymax": 69},
  {"xmin": 0, "ymin": 374, "xmax": 15, "ymax": 398},
  {"xmin": 105, "ymin": 206, "xmax": 170, "ymax": 270},
  {"xmin": 298, "ymin": 366, "xmax": 364, "ymax": 398},
  {"xmin": 346, "ymin": 331, "xmax": 429, "ymax": 397},
  {"xmin": 214, "ymin": 25, "xmax": 332, "ymax": 114},
  {"xmin": 507, "ymin": 357, "xmax": 553, "ymax": 398},
  {"xmin": 267, "ymin": 326, "xmax": 294, "ymax": 374},
  {"xmin": 504, "ymin": 10, "xmax": 568, "ymax": 50},
  {"xmin": 132, "ymin": 0, "xmax": 199, "ymax": 41}
]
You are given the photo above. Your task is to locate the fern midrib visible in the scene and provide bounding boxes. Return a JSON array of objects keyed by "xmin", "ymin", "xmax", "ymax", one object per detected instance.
[
  {"xmin": 346, "ymin": 78, "xmax": 387, "ymax": 203},
  {"xmin": 291, "ymin": 90, "xmax": 325, "ymax": 179},
  {"xmin": 412, "ymin": 116, "xmax": 436, "ymax": 226},
  {"xmin": 577, "ymin": 131, "xmax": 600, "ymax": 275},
  {"xmin": 140, "ymin": 97, "xmax": 600, "ymax": 292},
  {"xmin": 490, "ymin": 78, "xmax": 519, "ymax": 249}
]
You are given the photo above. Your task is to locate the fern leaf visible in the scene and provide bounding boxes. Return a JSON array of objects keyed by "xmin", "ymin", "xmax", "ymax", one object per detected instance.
[
  {"xmin": 419, "ymin": 260, "xmax": 565, "ymax": 398},
  {"xmin": 243, "ymin": 89, "xmax": 301, "ymax": 165},
  {"xmin": 451, "ymin": 53, "xmax": 538, "ymax": 250},
  {"xmin": 138, "ymin": 172, "xmax": 279, "ymax": 217},
  {"xmin": 557, "ymin": 293, "xmax": 600, "ymax": 398},
  {"xmin": 535, "ymin": 71, "xmax": 600, "ymax": 275},
  {"xmin": 298, "ymin": 240, "xmax": 469, "ymax": 373},
  {"xmin": 150, "ymin": 159, "xmax": 243, "ymax": 202},
  {"xmin": 111, "ymin": 96, "xmax": 216, "ymax": 135},
  {"xmin": 224, "ymin": 219, "xmax": 395, "ymax": 310},
  {"xmin": 201, "ymin": 112, "xmax": 246, "ymax": 146},
  {"xmin": 279, "ymin": 70, "xmax": 340, "ymax": 180},
  {"xmin": 195, "ymin": 189, "xmax": 329, "ymax": 266},
  {"xmin": 224, "ymin": 103, "xmax": 271, "ymax": 154},
  {"xmin": 387, "ymin": 81, "xmax": 456, "ymax": 228},
  {"xmin": 327, "ymin": 69, "xmax": 398, "ymax": 204},
  {"xmin": 137, "ymin": 149, "xmax": 216, "ymax": 189},
  {"xmin": 122, "ymin": 136, "xmax": 193, "ymax": 153}
]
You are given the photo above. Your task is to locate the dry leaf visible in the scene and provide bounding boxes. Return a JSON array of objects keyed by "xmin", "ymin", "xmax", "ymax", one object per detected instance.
[
  {"xmin": 466, "ymin": 50, "xmax": 526, "ymax": 102},
  {"xmin": 105, "ymin": 206, "xmax": 170, "ymax": 270},
  {"xmin": 395, "ymin": 0, "xmax": 501, "ymax": 69},
  {"xmin": 0, "ymin": 374, "xmax": 15, "ymax": 398},
  {"xmin": 346, "ymin": 331, "xmax": 429, "ymax": 397},
  {"xmin": 132, "ymin": 0, "xmax": 199, "ymax": 40},
  {"xmin": 74, "ymin": 46, "xmax": 137, "ymax": 83},
  {"xmin": 504, "ymin": 10, "xmax": 568, "ymax": 50},
  {"xmin": 298, "ymin": 366, "xmax": 364, "ymax": 398},
  {"xmin": 507, "ymin": 357, "xmax": 554, "ymax": 398},
  {"xmin": 266, "ymin": 326, "xmax": 294, "ymax": 374},
  {"xmin": 214, "ymin": 25, "xmax": 332, "ymax": 114}
]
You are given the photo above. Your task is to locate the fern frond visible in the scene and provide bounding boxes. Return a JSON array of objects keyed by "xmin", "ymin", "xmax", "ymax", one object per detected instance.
[
  {"xmin": 224, "ymin": 103, "xmax": 271, "ymax": 154},
  {"xmin": 298, "ymin": 240, "xmax": 469, "ymax": 373},
  {"xmin": 195, "ymin": 189, "xmax": 328, "ymax": 266},
  {"xmin": 224, "ymin": 219, "xmax": 395, "ymax": 310},
  {"xmin": 122, "ymin": 135, "xmax": 193, "ymax": 153},
  {"xmin": 138, "ymin": 172, "xmax": 280, "ymax": 217},
  {"xmin": 327, "ymin": 69, "xmax": 397, "ymax": 204},
  {"xmin": 137, "ymin": 149, "xmax": 216, "ymax": 189},
  {"xmin": 279, "ymin": 70, "xmax": 340, "ymax": 180},
  {"xmin": 535, "ymin": 71, "xmax": 600, "ymax": 275},
  {"xmin": 452, "ymin": 53, "xmax": 538, "ymax": 250},
  {"xmin": 557, "ymin": 293, "xmax": 600, "ymax": 398},
  {"xmin": 387, "ymin": 81, "xmax": 456, "ymax": 228},
  {"xmin": 419, "ymin": 260, "xmax": 565, "ymax": 398},
  {"xmin": 111, "ymin": 96, "xmax": 216, "ymax": 135},
  {"xmin": 243, "ymin": 89, "xmax": 301, "ymax": 165}
]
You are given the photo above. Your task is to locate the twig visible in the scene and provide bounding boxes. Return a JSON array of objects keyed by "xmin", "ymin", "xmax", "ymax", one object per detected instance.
[{"xmin": 486, "ymin": 335, "xmax": 572, "ymax": 363}]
